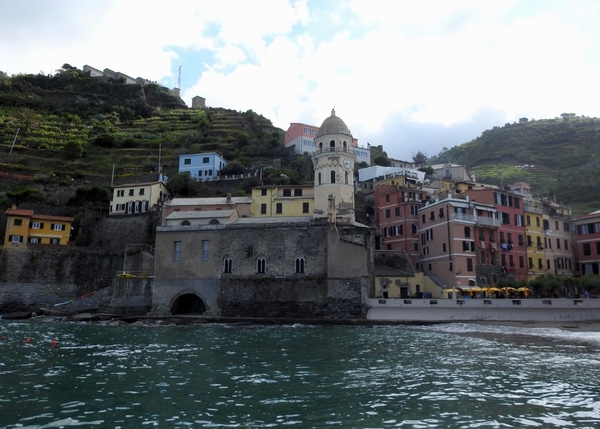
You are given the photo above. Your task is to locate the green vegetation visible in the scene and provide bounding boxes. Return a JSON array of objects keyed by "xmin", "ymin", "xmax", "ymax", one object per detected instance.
[
  {"xmin": 0, "ymin": 65, "xmax": 303, "ymax": 211},
  {"xmin": 429, "ymin": 115, "xmax": 600, "ymax": 214}
]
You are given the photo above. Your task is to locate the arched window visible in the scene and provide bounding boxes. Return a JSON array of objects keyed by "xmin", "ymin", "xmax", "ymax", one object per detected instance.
[
  {"xmin": 319, "ymin": 142, "xmax": 323, "ymax": 150},
  {"xmin": 330, "ymin": 140, "xmax": 335, "ymax": 152},
  {"xmin": 126, "ymin": 201, "xmax": 133, "ymax": 214},
  {"xmin": 134, "ymin": 201, "xmax": 141, "ymax": 213},
  {"xmin": 181, "ymin": 220, "xmax": 191, "ymax": 226},
  {"xmin": 295, "ymin": 257, "xmax": 305, "ymax": 273},
  {"xmin": 345, "ymin": 171, "xmax": 349, "ymax": 184},
  {"xmin": 141, "ymin": 200, "xmax": 148, "ymax": 212},
  {"xmin": 224, "ymin": 258, "xmax": 232, "ymax": 273},
  {"xmin": 257, "ymin": 258, "xmax": 266, "ymax": 274},
  {"xmin": 343, "ymin": 141, "xmax": 347, "ymax": 148},
  {"xmin": 209, "ymin": 219, "xmax": 220, "ymax": 225},
  {"xmin": 318, "ymin": 172, "xmax": 322, "ymax": 185},
  {"xmin": 469, "ymin": 279, "xmax": 476, "ymax": 286},
  {"xmin": 330, "ymin": 170, "xmax": 336, "ymax": 183}
]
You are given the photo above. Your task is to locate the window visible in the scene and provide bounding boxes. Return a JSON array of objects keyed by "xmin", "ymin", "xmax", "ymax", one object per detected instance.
[
  {"xmin": 52, "ymin": 223, "xmax": 65, "ymax": 231},
  {"xmin": 50, "ymin": 238, "xmax": 59, "ymax": 245},
  {"xmin": 139, "ymin": 188, "xmax": 145, "ymax": 196},
  {"xmin": 260, "ymin": 204, "xmax": 267, "ymax": 215},
  {"xmin": 11, "ymin": 235, "xmax": 22, "ymax": 243},
  {"xmin": 224, "ymin": 258, "xmax": 233, "ymax": 274},
  {"xmin": 439, "ymin": 208, "xmax": 444, "ymax": 218},
  {"xmin": 385, "ymin": 194, "xmax": 390, "ymax": 203},
  {"xmin": 295, "ymin": 257, "xmax": 305, "ymax": 273},
  {"xmin": 529, "ymin": 258, "xmax": 534, "ymax": 269},
  {"xmin": 318, "ymin": 172, "xmax": 322, "ymax": 185},
  {"xmin": 294, "ymin": 189, "xmax": 303, "ymax": 197},
  {"xmin": 519, "ymin": 256, "xmax": 525, "ymax": 268},
  {"xmin": 261, "ymin": 189, "xmax": 267, "ymax": 196},
  {"xmin": 129, "ymin": 189, "xmax": 134, "ymax": 196},
  {"xmin": 583, "ymin": 243, "xmax": 591, "ymax": 256},
  {"xmin": 536, "ymin": 217, "xmax": 540, "ymax": 227},
  {"xmin": 330, "ymin": 170, "xmax": 336, "ymax": 183},
  {"xmin": 117, "ymin": 190, "xmax": 124, "ymax": 197},
  {"xmin": 184, "ymin": 158, "xmax": 191, "ymax": 165},
  {"xmin": 519, "ymin": 234, "xmax": 525, "ymax": 246},
  {"xmin": 203, "ymin": 157, "xmax": 210, "ymax": 163},
  {"xmin": 302, "ymin": 202, "xmax": 309, "ymax": 213},
  {"xmin": 526, "ymin": 215, "xmax": 531, "ymax": 226},
  {"xmin": 467, "ymin": 258, "xmax": 473, "ymax": 272},
  {"xmin": 385, "ymin": 209, "xmax": 391, "ymax": 218},
  {"xmin": 276, "ymin": 203, "xmax": 283, "ymax": 214},
  {"xmin": 515, "ymin": 214, "xmax": 523, "ymax": 226},
  {"xmin": 395, "ymin": 207, "xmax": 400, "ymax": 217},
  {"xmin": 29, "ymin": 237, "xmax": 40, "ymax": 244},
  {"xmin": 31, "ymin": 222, "xmax": 42, "ymax": 229},
  {"xmin": 442, "ymin": 243, "xmax": 446, "ymax": 252},
  {"xmin": 257, "ymin": 258, "xmax": 266, "ymax": 274},
  {"xmin": 14, "ymin": 219, "xmax": 22, "ymax": 226},
  {"xmin": 174, "ymin": 241, "xmax": 182, "ymax": 261},
  {"xmin": 202, "ymin": 240, "xmax": 209, "ymax": 260},
  {"xmin": 283, "ymin": 189, "xmax": 292, "ymax": 197},
  {"xmin": 464, "ymin": 227, "xmax": 471, "ymax": 238}
]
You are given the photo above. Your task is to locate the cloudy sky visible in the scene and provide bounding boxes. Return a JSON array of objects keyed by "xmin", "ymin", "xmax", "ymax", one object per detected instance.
[{"xmin": 2, "ymin": 0, "xmax": 600, "ymax": 161}]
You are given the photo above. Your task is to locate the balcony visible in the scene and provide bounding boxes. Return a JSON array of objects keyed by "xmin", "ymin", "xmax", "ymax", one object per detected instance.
[{"xmin": 450, "ymin": 212, "xmax": 500, "ymax": 227}]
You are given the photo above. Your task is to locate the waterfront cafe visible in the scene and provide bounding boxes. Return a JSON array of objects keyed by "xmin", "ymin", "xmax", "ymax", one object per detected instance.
[{"xmin": 444, "ymin": 286, "xmax": 531, "ymax": 298}]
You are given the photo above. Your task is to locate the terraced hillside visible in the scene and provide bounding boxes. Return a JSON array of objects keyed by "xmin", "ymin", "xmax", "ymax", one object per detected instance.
[{"xmin": 429, "ymin": 116, "xmax": 600, "ymax": 214}]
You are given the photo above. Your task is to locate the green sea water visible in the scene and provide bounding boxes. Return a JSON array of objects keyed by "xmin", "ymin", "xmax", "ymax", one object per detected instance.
[{"xmin": 1, "ymin": 319, "xmax": 600, "ymax": 428}]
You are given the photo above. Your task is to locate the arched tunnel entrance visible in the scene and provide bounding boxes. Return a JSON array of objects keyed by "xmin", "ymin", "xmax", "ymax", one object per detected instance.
[{"xmin": 170, "ymin": 293, "xmax": 207, "ymax": 315}]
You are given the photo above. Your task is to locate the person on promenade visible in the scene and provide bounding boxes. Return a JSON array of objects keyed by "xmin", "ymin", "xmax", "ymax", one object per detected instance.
[{"xmin": 584, "ymin": 290, "xmax": 590, "ymax": 298}]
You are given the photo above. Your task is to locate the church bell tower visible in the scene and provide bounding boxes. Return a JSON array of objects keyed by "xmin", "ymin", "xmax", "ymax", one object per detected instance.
[{"xmin": 311, "ymin": 109, "xmax": 356, "ymax": 223}]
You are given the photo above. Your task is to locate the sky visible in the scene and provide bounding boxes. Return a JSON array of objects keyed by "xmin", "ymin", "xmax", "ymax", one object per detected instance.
[{"xmin": 2, "ymin": 0, "xmax": 600, "ymax": 161}]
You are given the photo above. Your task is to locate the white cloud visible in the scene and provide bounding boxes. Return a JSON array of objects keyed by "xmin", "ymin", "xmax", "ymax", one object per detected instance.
[{"xmin": 3, "ymin": 0, "xmax": 600, "ymax": 161}]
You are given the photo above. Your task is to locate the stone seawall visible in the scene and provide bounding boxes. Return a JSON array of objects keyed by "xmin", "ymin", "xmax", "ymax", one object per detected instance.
[
  {"xmin": 0, "ymin": 247, "xmax": 123, "ymax": 313},
  {"xmin": 220, "ymin": 277, "xmax": 364, "ymax": 319}
]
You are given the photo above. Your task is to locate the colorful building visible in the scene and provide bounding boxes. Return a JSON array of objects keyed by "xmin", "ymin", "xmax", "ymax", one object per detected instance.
[
  {"xmin": 251, "ymin": 185, "xmax": 314, "ymax": 218},
  {"xmin": 4, "ymin": 207, "xmax": 73, "ymax": 247},
  {"xmin": 110, "ymin": 181, "xmax": 170, "ymax": 215},
  {"xmin": 178, "ymin": 152, "xmax": 228, "ymax": 181},
  {"xmin": 573, "ymin": 210, "xmax": 600, "ymax": 275}
]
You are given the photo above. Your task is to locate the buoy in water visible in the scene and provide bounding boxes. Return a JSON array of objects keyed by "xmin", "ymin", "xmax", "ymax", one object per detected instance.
[
  {"xmin": 25, "ymin": 337, "xmax": 31, "ymax": 344},
  {"xmin": 51, "ymin": 339, "xmax": 58, "ymax": 347}
]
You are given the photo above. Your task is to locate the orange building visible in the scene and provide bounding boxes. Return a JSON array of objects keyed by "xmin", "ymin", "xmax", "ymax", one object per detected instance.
[{"xmin": 4, "ymin": 207, "xmax": 73, "ymax": 248}]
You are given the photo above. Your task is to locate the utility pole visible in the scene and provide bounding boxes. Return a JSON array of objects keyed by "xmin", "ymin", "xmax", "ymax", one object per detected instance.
[
  {"xmin": 178, "ymin": 66, "xmax": 181, "ymax": 89},
  {"xmin": 9, "ymin": 128, "xmax": 20, "ymax": 154}
]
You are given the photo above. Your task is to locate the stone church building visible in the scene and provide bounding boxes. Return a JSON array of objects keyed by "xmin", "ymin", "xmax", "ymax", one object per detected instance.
[{"xmin": 151, "ymin": 110, "xmax": 374, "ymax": 318}]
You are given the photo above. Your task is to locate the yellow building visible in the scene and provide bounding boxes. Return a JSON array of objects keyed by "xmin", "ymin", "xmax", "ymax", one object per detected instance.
[
  {"xmin": 4, "ymin": 207, "xmax": 73, "ymax": 248},
  {"xmin": 524, "ymin": 199, "xmax": 546, "ymax": 278},
  {"xmin": 251, "ymin": 185, "xmax": 314, "ymax": 217},
  {"xmin": 110, "ymin": 181, "xmax": 171, "ymax": 215}
]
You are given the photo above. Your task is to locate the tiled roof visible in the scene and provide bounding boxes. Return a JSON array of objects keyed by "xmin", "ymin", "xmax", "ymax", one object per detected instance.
[{"xmin": 5, "ymin": 208, "xmax": 34, "ymax": 216}]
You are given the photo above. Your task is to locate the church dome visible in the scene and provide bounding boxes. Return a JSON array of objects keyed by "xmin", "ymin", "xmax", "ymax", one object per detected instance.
[{"xmin": 317, "ymin": 108, "xmax": 351, "ymax": 137}]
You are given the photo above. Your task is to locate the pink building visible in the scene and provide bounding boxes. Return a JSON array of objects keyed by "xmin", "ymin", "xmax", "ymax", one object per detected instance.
[{"xmin": 573, "ymin": 210, "xmax": 600, "ymax": 275}]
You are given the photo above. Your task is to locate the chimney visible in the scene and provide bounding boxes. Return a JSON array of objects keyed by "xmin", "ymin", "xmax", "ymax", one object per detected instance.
[{"xmin": 226, "ymin": 193, "xmax": 232, "ymax": 204}]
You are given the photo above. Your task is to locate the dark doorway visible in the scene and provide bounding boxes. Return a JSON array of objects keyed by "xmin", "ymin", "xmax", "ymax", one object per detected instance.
[{"xmin": 171, "ymin": 294, "xmax": 207, "ymax": 315}]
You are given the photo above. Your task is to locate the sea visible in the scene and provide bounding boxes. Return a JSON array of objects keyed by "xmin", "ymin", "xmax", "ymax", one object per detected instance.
[{"xmin": 1, "ymin": 318, "xmax": 600, "ymax": 429}]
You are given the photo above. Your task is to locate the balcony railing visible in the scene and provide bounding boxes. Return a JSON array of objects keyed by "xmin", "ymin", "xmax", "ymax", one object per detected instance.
[
  {"xmin": 312, "ymin": 147, "xmax": 355, "ymax": 156},
  {"xmin": 450, "ymin": 213, "xmax": 501, "ymax": 227}
]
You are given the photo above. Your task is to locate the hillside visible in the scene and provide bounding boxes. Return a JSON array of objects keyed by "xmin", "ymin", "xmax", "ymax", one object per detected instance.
[
  {"xmin": 0, "ymin": 66, "xmax": 299, "ymax": 205},
  {"xmin": 428, "ymin": 115, "xmax": 600, "ymax": 214}
]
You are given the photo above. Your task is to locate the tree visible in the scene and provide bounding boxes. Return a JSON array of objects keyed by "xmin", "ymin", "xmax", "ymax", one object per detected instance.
[
  {"xmin": 167, "ymin": 172, "xmax": 203, "ymax": 197},
  {"xmin": 13, "ymin": 108, "xmax": 41, "ymax": 131},
  {"xmin": 220, "ymin": 161, "xmax": 246, "ymax": 176},
  {"xmin": 373, "ymin": 155, "xmax": 391, "ymax": 167},
  {"xmin": 519, "ymin": 117, "xmax": 528, "ymax": 123}
]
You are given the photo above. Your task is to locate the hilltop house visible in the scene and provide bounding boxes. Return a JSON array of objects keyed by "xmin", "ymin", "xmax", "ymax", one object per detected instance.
[
  {"xmin": 178, "ymin": 152, "xmax": 228, "ymax": 181},
  {"xmin": 110, "ymin": 181, "xmax": 170, "ymax": 215},
  {"xmin": 4, "ymin": 206, "xmax": 73, "ymax": 247}
]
